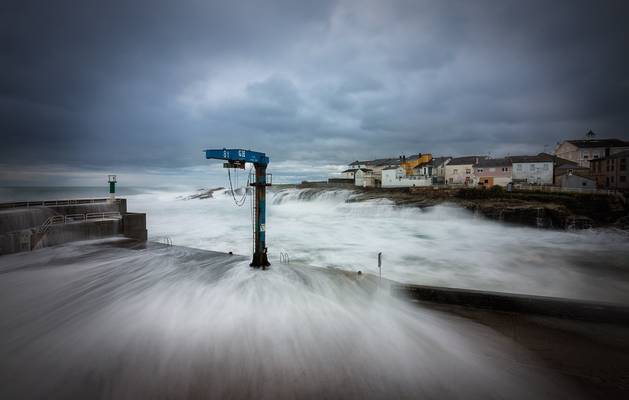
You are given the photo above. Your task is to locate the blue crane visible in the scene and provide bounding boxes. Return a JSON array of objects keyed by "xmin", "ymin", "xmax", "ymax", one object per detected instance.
[{"xmin": 204, "ymin": 148, "xmax": 271, "ymax": 268}]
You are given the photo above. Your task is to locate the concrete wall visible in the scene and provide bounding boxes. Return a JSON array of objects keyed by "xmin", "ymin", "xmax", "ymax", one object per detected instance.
[
  {"xmin": 38, "ymin": 220, "xmax": 122, "ymax": 248},
  {"xmin": 0, "ymin": 199, "xmax": 144, "ymax": 255},
  {"xmin": 559, "ymin": 174, "xmax": 596, "ymax": 189},
  {"xmin": 123, "ymin": 213, "xmax": 148, "ymax": 241}
]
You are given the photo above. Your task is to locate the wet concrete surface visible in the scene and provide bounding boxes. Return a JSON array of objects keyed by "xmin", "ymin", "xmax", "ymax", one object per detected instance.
[{"xmin": 0, "ymin": 238, "xmax": 627, "ymax": 399}]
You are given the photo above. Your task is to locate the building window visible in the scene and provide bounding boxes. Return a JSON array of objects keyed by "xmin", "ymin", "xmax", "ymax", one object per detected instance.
[
  {"xmin": 453, "ymin": 169, "xmax": 458, "ymax": 174},
  {"xmin": 594, "ymin": 155, "xmax": 599, "ymax": 159},
  {"xmin": 620, "ymin": 159, "xmax": 627, "ymax": 171},
  {"xmin": 621, "ymin": 176, "xmax": 627, "ymax": 183},
  {"xmin": 611, "ymin": 176, "xmax": 615, "ymax": 183},
  {"xmin": 583, "ymin": 155, "xmax": 588, "ymax": 159},
  {"xmin": 466, "ymin": 169, "xmax": 471, "ymax": 174},
  {"xmin": 478, "ymin": 168, "xmax": 483, "ymax": 173},
  {"xmin": 516, "ymin": 164, "xmax": 522, "ymax": 171}
]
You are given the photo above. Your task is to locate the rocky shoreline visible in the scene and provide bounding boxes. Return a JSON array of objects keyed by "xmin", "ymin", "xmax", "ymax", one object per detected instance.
[{"xmin": 293, "ymin": 184, "xmax": 629, "ymax": 231}]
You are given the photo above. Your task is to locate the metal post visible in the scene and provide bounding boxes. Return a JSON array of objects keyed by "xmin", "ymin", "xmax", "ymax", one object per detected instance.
[
  {"xmin": 378, "ymin": 252, "xmax": 382, "ymax": 281},
  {"xmin": 250, "ymin": 164, "xmax": 270, "ymax": 268},
  {"xmin": 108, "ymin": 175, "xmax": 117, "ymax": 203}
]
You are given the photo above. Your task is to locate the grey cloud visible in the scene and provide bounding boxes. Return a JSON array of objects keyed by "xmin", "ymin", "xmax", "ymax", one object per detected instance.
[{"xmin": 1, "ymin": 0, "xmax": 628, "ymax": 183}]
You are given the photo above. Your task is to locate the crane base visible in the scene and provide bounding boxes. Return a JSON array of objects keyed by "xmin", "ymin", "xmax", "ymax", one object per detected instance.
[{"xmin": 250, "ymin": 252, "xmax": 271, "ymax": 269}]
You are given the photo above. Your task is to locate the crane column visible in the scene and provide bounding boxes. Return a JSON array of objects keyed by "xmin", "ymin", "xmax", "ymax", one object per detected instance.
[
  {"xmin": 251, "ymin": 163, "xmax": 270, "ymax": 267},
  {"xmin": 204, "ymin": 148, "xmax": 271, "ymax": 268}
]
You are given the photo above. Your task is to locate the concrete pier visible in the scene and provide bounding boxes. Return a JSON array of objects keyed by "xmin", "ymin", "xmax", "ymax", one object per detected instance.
[
  {"xmin": 0, "ymin": 241, "xmax": 627, "ymax": 398},
  {"xmin": 391, "ymin": 283, "xmax": 629, "ymax": 325},
  {"xmin": 0, "ymin": 198, "xmax": 145, "ymax": 255}
]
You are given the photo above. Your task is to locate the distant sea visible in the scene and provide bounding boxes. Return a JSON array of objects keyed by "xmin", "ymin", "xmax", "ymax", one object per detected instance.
[{"xmin": 0, "ymin": 186, "xmax": 174, "ymax": 202}]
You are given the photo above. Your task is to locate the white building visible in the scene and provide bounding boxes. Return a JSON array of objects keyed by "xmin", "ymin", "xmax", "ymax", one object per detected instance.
[
  {"xmin": 510, "ymin": 154, "xmax": 554, "ymax": 185},
  {"xmin": 340, "ymin": 168, "xmax": 357, "ymax": 179},
  {"xmin": 445, "ymin": 156, "xmax": 483, "ymax": 185},
  {"xmin": 381, "ymin": 166, "xmax": 431, "ymax": 188},
  {"xmin": 353, "ymin": 168, "xmax": 374, "ymax": 187}
]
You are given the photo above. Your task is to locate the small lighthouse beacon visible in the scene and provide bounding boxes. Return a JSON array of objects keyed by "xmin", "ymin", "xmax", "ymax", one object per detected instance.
[{"xmin": 108, "ymin": 175, "xmax": 117, "ymax": 202}]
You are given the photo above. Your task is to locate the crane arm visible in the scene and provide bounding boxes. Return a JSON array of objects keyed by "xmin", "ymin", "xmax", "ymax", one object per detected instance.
[{"xmin": 204, "ymin": 149, "xmax": 269, "ymax": 166}]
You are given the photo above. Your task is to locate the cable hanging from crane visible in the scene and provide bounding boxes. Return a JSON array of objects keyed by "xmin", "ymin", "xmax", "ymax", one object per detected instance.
[{"xmin": 226, "ymin": 164, "xmax": 252, "ymax": 207}]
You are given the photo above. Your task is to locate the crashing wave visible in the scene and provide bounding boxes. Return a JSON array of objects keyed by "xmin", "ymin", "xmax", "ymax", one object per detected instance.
[{"xmin": 270, "ymin": 188, "xmax": 356, "ymax": 205}]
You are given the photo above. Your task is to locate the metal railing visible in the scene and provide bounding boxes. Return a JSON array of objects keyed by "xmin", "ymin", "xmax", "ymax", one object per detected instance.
[
  {"xmin": 155, "ymin": 236, "xmax": 173, "ymax": 246},
  {"xmin": 280, "ymin": 251, "xmax": 290, "ymax": 264},
  {"xmin": 37, "ymin": 212, "xmax": 122, "ymax": 234},
  {"xmin": 0, "ymin": 198, "xmax": 121, "ymax": 210}
]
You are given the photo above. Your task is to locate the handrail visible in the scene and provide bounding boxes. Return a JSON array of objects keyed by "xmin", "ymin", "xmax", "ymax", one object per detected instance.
[
  {"xmin": 0, "ymin": 198, "xmax": 121, "ymax": 210},
  {"xmin": 280, "ymin": 251, "xmax": 290, "ymax": 264},
  {"xmin": 37, "ymin": 215, "xmax": 65, "ymax": 234},
  {"xmin": 36, "ymin": 212, "xmax": 121, "ymax": 235}
]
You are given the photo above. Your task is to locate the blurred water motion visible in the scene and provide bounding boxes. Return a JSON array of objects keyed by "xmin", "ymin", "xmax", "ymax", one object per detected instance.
[{"xmin": 0, "ymin": 239, "xmax": 578, "ymax": 399}]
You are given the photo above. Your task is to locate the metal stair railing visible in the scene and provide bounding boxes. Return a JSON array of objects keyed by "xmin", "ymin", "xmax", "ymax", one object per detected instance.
[
  {"xmin": 280, "ymin": 251, "xmax": 290, "ymax": 264},
  {"xmin": 37, "ymin": 215, "xmax": 65, "ymax": 234},
  {"xmin": 37, "ymin": 212, "xmax": 122, "ymax": 235}
]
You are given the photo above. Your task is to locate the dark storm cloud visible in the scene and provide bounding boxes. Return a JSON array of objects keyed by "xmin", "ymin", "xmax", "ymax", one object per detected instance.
[{"xmin": 1, "ymin": 0, "xmax": 629, "ymax": 180}]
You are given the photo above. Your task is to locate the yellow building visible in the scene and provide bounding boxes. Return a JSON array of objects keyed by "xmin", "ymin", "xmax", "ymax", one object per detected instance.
[{"xmin": 400, "ymin": 153, "xmax": 433, "ymax": 176}]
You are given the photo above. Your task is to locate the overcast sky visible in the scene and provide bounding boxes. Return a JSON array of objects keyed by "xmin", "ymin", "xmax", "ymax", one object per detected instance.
[{"xmin": 2, "ymin": 0, "xmax": 628, "ymax": 186}]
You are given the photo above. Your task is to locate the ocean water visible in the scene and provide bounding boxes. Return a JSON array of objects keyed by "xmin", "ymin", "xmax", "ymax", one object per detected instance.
[
  {"xmin": 0, "ymin": 239, "xmax": 580, "ymax": 399},
  {"xmin": 2, "ymin": 186, "xmax": 629, "ymax": 302},
  {"xmin": 0, "ymin": 185, "xmax": 623, "ymax": 398}
]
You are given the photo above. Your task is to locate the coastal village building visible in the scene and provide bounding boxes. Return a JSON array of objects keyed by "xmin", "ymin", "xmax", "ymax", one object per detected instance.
[
  {"xmin": 510, "ymin": 154, "xmax": 554, "ymax": 185},
  {"xmin": 473, "ymin": 158, "xmax": 512, "ymax": 188},
  {"xmin": 557, "ymin": 171, "xmax": 596, "ymax": 190},
  {"xmin": 589, "ymin": 150, "xmax": 629, "ymax": 190},
  {"xmin": 340, "ymin": 168, "xmax": 357, "ymax": 179},
  {"xmin": 353, "ymin": 168, "xmax": 374, "ymax": 187},
  {"xmin": 430, "ymin": 157, "xmax": 452, "ymax": 184},
  {"xmin": 412, "ymin": 160, "xmax": 433, "ymax": 179},
  {"xmin": 349, "ymin": 154, "xmax": 428, "ymax": 188},
  {"xmin": 553, "ymin": 157, "xmax": 584, "ymax": 181},
  {"xmin": 554, "ymin": 131, "xmax": 629, "ymax": 168},
  {"xmin": 349, "ymin": 158, "xmax": 399, "ymax": 187},
  {"xmin": 381, "ymin": 166, "xmax": 431, "ymax": 188},
  {"xmin": 399, "ymin": 153, "xmax": 432, "ymax": 176},
  {"xmin": 445, "ymin": 156, "xmax": 484, "ymax": 185}
]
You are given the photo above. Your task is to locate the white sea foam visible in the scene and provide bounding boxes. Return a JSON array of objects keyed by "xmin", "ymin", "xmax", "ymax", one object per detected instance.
[
  {"xmin": 0, "ymin": 240, "xmax": 577, "ymax": 399},
  {"xmin": 129, "ymin": 187, "xmax": 629, "ymax": 303}
]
